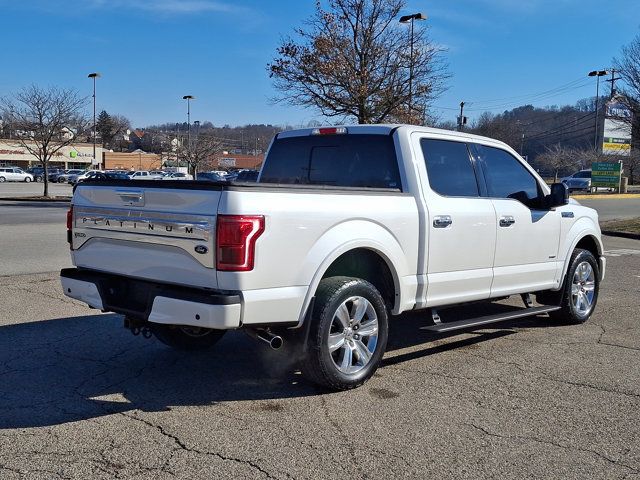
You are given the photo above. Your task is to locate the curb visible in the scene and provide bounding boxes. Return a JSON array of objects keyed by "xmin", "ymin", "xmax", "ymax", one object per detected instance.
[
  {"xmin": 572, "ymin": 194, "xmax": 640, "ymax": 200},
  {"xmin": 602, "ymin": 230, "xmax": 640, "ymax": 241},
  {"xmin": 0, "ymin": 197, "xmax": 71, "ymax": 203}
]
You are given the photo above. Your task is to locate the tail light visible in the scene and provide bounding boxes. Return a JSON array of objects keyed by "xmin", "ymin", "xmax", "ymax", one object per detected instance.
[
  {"xmin": 216, "ymin": 215, "xmax": 265, "ymax": 271},
  {"xmin": 66, "ymin": 206, "xmax": 73, "ymax": 249},
  {"xmin": 311, "ymin": 127, "xmax": 347, "ymax": 135}
]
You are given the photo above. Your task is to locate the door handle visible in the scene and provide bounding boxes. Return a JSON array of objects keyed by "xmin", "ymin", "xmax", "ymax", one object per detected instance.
[
  {"xmin": 499, "ymin": 215, "xmax": 515, "ymax": 227},
  {"xmin": 433, "ymin": 215, "xmax": 452, "ymax": 228}
]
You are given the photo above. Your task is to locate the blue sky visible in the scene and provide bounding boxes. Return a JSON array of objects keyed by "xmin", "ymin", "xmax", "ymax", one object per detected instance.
[{"xmin": 0, "ymin": 0, "xmax": 637, "ymax": 128}]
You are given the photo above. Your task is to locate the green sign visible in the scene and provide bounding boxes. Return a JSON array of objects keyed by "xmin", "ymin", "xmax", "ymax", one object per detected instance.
[
  {"xmin": 69, "ymin": 151, "xmax": 77, "ymax": 158},
  {"xmin": 591, "ymin": 162, "xmax": 622, "ymax": 188}
]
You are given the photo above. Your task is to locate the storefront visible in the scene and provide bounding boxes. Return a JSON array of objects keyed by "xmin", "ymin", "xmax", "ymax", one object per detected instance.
[{"xmin": 0, "ymin": 141, "xmax": 103, "ymax": 169}]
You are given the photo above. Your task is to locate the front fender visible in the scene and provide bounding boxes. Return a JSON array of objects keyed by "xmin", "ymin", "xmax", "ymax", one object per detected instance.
[
  {"xmin": 294, "ymin": 219, "xmax": 412, "ymax": 325},
  {"xmin": 557, "ymin": 216, "xmax": 604, "ymax": 287}
]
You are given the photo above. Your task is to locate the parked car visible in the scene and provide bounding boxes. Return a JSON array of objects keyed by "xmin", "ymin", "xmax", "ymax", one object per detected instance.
[
  {"xmin": 61, "ymin": 124, "xmax": 604, "ymax": 391},
  {"xmin": 234, "ymin": 169, "xmax": 259, "ymax": 182},
  {"xmin": 47, "ymin": 168, "xmax": 68, "ymax": 183},
  {"xmin": 0, "ymin": 167, "xmax": 34, "ymax": 183},
  {"xmin": 68, "ymin": 170, "xmax": 102, "ymax": 185},
  {"xmin": 80, "ymin": 171, "xmax": 131, "ymax": 182},
  {"xmin": 57, "ymin": 169, "xmax": 86, "ymax": 183},
  {"xmin": 128, "ymin": 170, "xmax": 164, "ymax": 180},
  {"xmin": 26, "ymin": 167, "xmax": 48, "ymax": 182},
  {"xmin": 162, "ymin": 172, "xmax": 193, "ymax": 180},
  {"xmin": 561, "ymin": 169, "xmax": 591, "ymax": 192},
  {"xmin": 196, "ymin": 172, "xmax": 227, "ymax": 182}
]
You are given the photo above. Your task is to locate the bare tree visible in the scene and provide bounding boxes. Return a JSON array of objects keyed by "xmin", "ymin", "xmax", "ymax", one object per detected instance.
[
  {"xmin": 1, "ymin": 85, "xmax": 87, "ymax": 197},
  {"xmin": 613, "ymin": 32, "xmax": 640, "ymax": 179},
  {"xmin": 177, "ymin": 133, "xmax": 224, "ymax": 176},
  {"xmin": 268, "ymin": 0, "xmax": 448, "ymax": 124}
]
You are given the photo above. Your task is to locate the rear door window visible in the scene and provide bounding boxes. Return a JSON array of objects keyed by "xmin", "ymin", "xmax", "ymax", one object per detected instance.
[
  {"xmin": 261, "ymin": 134, "xmax": 401, "ymax": 189},
  {"xmin": 420, "ymin": 138, "xmax": 479, "ymax": 197}
]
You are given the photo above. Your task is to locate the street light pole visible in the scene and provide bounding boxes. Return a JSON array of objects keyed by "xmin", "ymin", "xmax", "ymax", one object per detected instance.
[
  {"xmin": 588, "ymin": 70, "xmax": 608, "ymax": 150},
  {"xmin": 182, "ymin": 95, "xmax": 195, "ymax": 150},
  {"xmin": 399, "ymin": 13, "xmax": 427, "ymax": 118},
  {"xmin": 88, "ymin": 73, "xmax": 101, "ymax": 168}
]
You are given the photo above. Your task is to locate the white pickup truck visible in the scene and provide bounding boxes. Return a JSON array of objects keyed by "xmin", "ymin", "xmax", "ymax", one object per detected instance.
[{"xmin": 61, "ymin": 125, "xmax": 604, "ymax": 390}]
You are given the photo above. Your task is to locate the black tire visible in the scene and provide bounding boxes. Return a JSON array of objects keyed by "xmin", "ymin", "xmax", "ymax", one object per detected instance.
[
  {"xmin": 35, "ymin": 175, "xmax": 43, "ymax": 182},
  {"xmin": 24, "ymin": 176, "xmax": 32, "ymax": 183},
  {"xmin": 150, "ymin": 324, "xmax": 226, "ymax": 351},
  {"xmin": 58, "ymin": 177, "xmax": 66, "ymax": 183},
  {"xmin": 0, "ymin": 176, "xmax": 5, "ymax": 183},
  {"xmin": 301, "ymin": 276, "xmax": 389, "ymax": 391},
  {"xmin": 548, "ymin": 248, "xmax": 600, "ymax": 324}
]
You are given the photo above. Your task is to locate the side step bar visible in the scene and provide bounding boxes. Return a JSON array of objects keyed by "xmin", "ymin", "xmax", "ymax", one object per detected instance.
[{"xmin": 422, "ymin": 305, "xmax": 561, "ymax": 333}]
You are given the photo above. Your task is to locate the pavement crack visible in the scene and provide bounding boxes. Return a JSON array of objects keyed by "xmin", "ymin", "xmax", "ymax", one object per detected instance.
[
  {"xmin": 119, "ymin": 412, "xmax": 284, "ymax": 479},
  {"xmin": 465, "ymin": 423, "xmax": 640, "ymax": 474}
]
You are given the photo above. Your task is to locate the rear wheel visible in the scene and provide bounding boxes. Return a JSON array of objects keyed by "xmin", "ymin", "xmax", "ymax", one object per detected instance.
[
  {"xmin": 0, "ymin": 176, "xmax": 5, "ymax": 183},
  {"xmin": 301, "ymin": 276, "xmax": 389, "ymax": 391},
  {"xmin": 150, "ymin": 324, "xmax": 226, "ymax": 351},
  {"xmin": 24, "ymin": 176, "xmax": 32, "ymax": 183},
  {"xmin": 549, "ymin": 248, "xmax": 599, "ymax": 324}
]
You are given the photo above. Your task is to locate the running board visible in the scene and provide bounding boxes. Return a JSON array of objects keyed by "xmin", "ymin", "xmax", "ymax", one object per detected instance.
[{"xmin": 423, "ymin": 306, "xmax": 561, "ymax": 333}]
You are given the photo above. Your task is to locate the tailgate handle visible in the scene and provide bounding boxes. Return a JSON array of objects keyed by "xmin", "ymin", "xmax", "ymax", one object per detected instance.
[{"xmin": 117, "ymin": 190, "xmax": 145, "ymax": 206}]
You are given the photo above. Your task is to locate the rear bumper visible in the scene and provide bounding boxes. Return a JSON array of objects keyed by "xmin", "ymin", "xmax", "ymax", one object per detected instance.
[{"xmin": 60, "ymin": 268, "xmax": 242, "ymax": 329}]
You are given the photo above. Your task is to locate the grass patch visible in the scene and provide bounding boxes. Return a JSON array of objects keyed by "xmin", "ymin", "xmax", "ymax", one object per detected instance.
[{"xmin": 600, "ymin": 217, "xmax": 640, "ymax": 235}]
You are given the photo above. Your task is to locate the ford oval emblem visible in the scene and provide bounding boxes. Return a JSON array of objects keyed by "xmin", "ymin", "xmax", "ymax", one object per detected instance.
[{"xmin": 194, "ymin": 245, "xmax": 208, "ymax": 255}]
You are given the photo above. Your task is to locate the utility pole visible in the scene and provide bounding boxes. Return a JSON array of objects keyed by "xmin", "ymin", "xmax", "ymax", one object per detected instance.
[
  {"xmin": 520, "ymin": 133, "xmax": 525, "ymax": 156},
  {"xmin": 458, "ymin": 101, "xmax": 465, "ymax": 131},
  {"xmin": 605, "ymin": 69, "xmax": 621, "ymax": 98}
]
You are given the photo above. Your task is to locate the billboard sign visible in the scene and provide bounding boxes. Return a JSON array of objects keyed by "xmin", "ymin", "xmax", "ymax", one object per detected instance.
[
  {"xmin": 602, "ymin": 99, "xmax": 632, "ymax": 156},
  {"xmin": 591, "ymin": 162, "xmax": 622, "ymax": 188}
]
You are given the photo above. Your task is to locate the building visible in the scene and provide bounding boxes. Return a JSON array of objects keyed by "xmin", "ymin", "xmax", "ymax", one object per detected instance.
[
  {"xmin": 103, "ymin": 150, "xmax": 162, "ymax": 171},
  {"xmin": 0, "ymin": 140, "xmax": 103, "ymax": 169},
  {"xmin": 211, "ymin": 153, "xmax": 264, "ymax": 170}
]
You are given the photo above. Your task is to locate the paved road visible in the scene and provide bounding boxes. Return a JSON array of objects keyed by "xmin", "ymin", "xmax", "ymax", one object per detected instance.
[
  {"xmin": 0, "ymin": 201, "xmax": 71, "ymax": 276},
  {"xmin": 0, "ymin": 227, "xmax": 639, "ymax": 478},
  {"xmin": 0, "ymin": 181, "xmax": 73, "ymax": 198},
  {"xmin": 578, "ymin": 197, "xmax": 640, "ymax": 221}
]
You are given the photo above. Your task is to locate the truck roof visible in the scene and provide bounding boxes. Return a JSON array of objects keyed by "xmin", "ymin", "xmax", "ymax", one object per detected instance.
[{"xmin": 277, "ymin": 124, "xmax": 511, "ymax": 150}]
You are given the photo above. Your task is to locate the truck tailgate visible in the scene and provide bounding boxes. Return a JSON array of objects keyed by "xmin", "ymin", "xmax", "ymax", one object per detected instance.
[{"xmin": 71, "ymin": 181, "xmax": 223, "ymax": 289}]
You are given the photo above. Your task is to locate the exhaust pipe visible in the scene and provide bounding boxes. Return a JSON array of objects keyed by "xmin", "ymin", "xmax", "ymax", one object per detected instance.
[{"xmin": 245, "ymin": 328, "xmax": 283, "ymax": 350}]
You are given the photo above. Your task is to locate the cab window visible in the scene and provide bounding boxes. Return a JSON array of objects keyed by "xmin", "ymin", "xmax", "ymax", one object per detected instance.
[{"xmin": 470, "ymin": 144, "xmax": 542, "ymax": 208}]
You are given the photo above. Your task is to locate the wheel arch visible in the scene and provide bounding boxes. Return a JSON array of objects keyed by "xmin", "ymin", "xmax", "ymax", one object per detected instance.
[
  {"xmin": 559, "ymin": 222, "xmax": 604, "ymax": 286},
  {"xmin": 295, "ymin": 221, "xmax": 410, "ymax": 327}
]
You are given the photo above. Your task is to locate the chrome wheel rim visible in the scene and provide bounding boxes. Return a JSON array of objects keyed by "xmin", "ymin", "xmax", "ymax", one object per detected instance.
[
  {"xmin": 571, "ymin": 261, "xmax": 595, "ymax": 316},
  {"xmin": 327, "ymin": 296, "xmax": 379, "ymax": 375}
]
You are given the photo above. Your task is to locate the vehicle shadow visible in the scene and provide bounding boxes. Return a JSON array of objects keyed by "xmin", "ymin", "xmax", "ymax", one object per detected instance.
[{"xmin": 0, "ymin": 307, "xmax": 556, "ymax": 429}]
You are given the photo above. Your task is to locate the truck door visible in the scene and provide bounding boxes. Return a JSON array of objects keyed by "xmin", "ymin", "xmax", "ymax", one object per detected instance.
[
  {"xmin": 469, "ymin": 143, "xmax": 561, "ymax": 296},
  {"xmin": 415, "ymin": 136, "xmax": 497, "ymax": 307}
]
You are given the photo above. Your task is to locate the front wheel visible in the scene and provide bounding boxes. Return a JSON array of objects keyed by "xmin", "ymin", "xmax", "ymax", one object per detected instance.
[
  {"xmin": 301, "ymin": 276, "xmax": 389, "ymax": 391},
  {"xmin": 549, "ymin": 248, "xmax": 600, "ymax": 324},
  {"xmin": 150, "ymin": 324, "xmax": 226, "ymax": 351},
  {"xmin": 0, "ymin": 176, "xmax": 5, "ymax": 183}
]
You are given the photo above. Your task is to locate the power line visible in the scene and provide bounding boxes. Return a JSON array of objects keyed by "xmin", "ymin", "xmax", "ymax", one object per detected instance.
[{"xmin": 524, "ymin": 112, "xmax": 594, "ymax": 141}]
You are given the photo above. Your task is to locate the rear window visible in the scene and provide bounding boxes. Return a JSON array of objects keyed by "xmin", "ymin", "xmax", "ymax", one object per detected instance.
[{"xmin": 260, "ymin": 134, "xmax": 401, "ymax": 189}]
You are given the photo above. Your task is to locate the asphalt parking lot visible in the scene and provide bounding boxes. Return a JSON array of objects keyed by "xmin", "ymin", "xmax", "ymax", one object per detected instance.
[{"xmin": 0, "ymin": 210, "xmax": 639, "ymax": 479}]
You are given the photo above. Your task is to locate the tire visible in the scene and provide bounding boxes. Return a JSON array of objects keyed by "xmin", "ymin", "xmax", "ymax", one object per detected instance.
[
  {"xmin": 0, "ymin": 177, "xmax": 5, "ymax": 183},
  {"xmin": 35, "ymin": 176, "xmax": 43, "ymax": 183},
  {"xmin": 150, "ymin": 324, "xmax": 226, "ymax": 351},
  {"xmin": 24, "ymin": 176, "xmax": 32, "ymax": 183},
  {"xmin": 58, "ymin": 177, "xmax": 66, "ymax": 183},
  {"xmin": 548, "ymin": 248, "xmax": 600, "ymax": 324},
  {"xmin": 301, "ymin": 276, "xmax": 389, "ymax": 391}
]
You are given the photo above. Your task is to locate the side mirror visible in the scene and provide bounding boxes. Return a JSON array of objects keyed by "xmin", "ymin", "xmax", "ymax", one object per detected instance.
[{"xmin": 546, "ymin": 182, "xmax": 569, "ymax": 209}]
